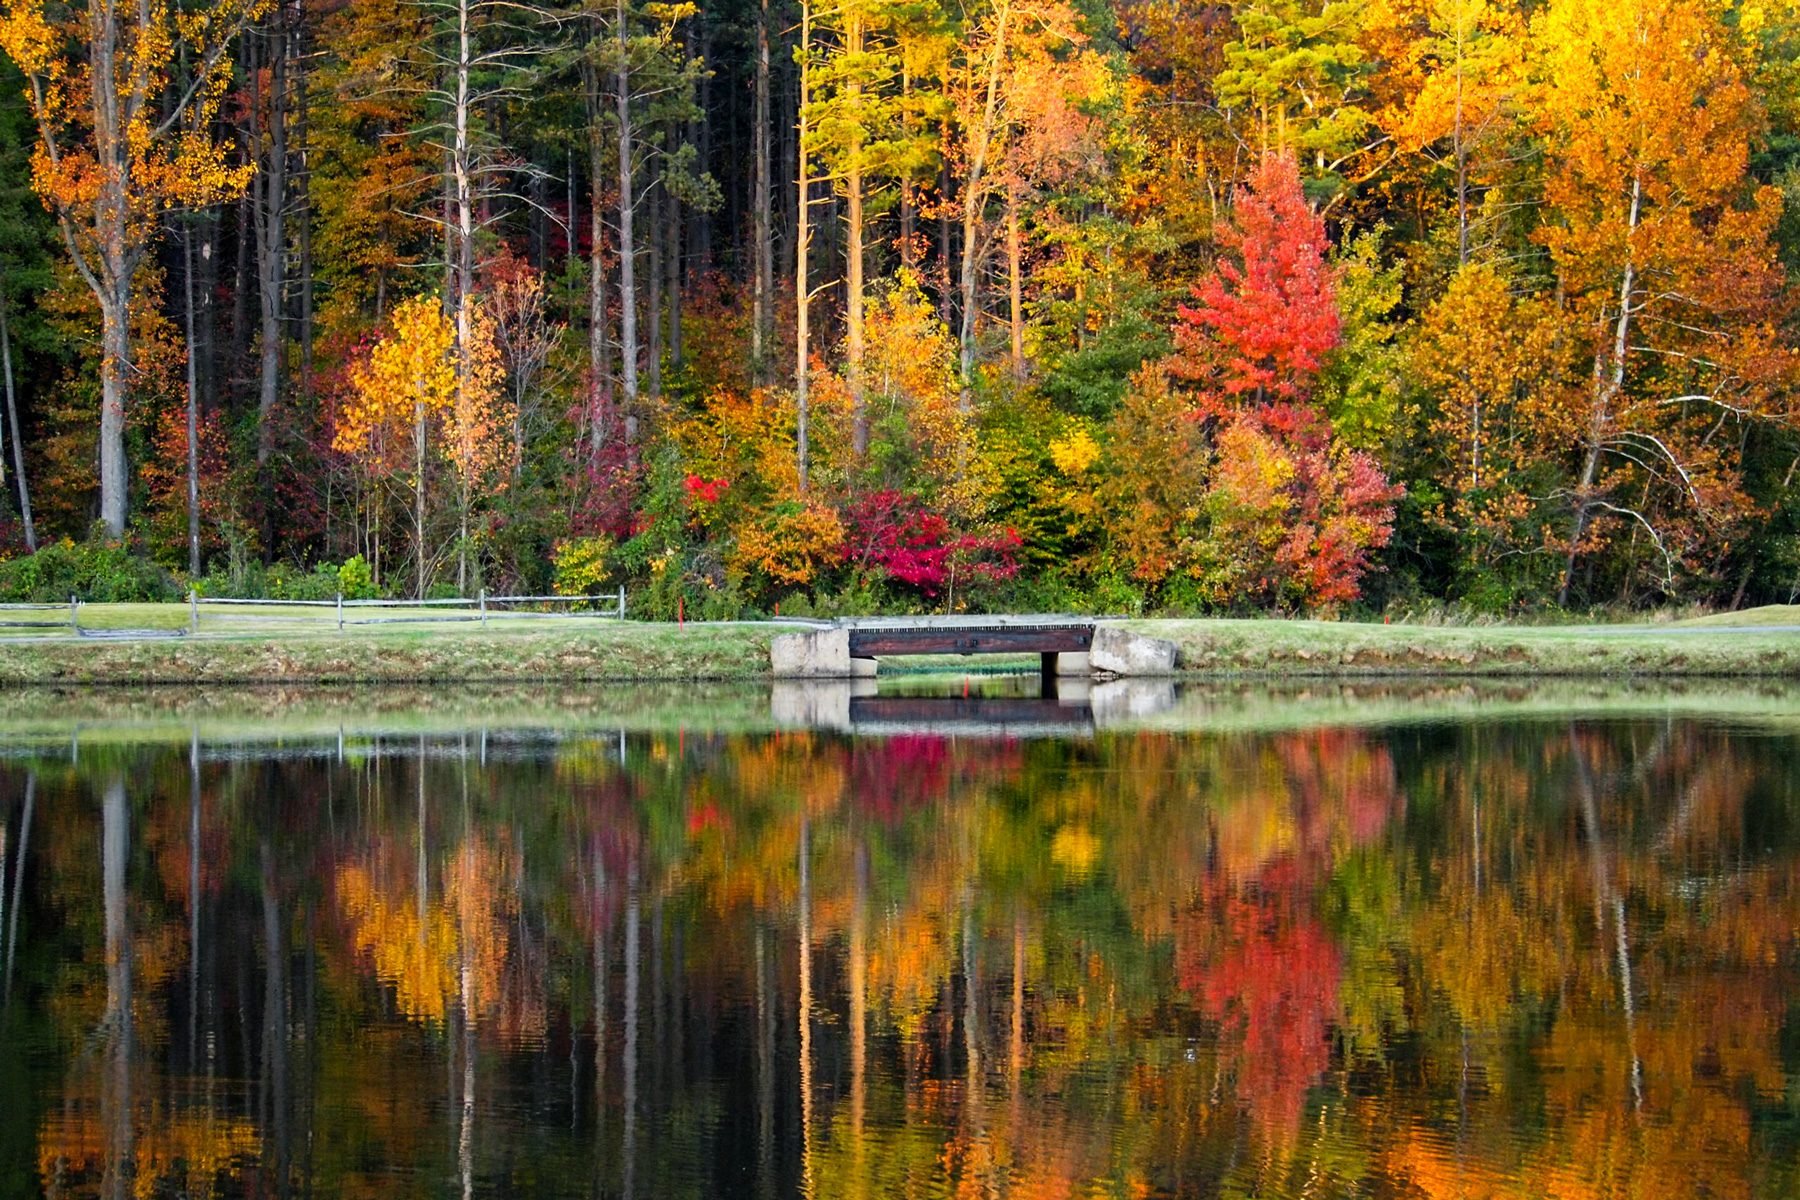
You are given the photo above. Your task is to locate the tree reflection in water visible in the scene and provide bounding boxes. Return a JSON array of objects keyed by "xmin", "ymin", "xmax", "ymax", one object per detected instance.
[{"xmin": 2, "ymin": 711, "xmax": 1797, "ymax": 1198}]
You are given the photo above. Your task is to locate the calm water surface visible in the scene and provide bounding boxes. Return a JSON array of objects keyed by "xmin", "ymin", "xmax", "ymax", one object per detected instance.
[{"xmin": 1, "ymin": 684, "xmax": 1797, "ymax": 1198}]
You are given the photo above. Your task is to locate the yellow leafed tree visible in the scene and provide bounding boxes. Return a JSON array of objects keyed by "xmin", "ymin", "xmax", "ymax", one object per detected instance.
[
  {"xmin": 337, "ymin": 295, "xmax": 456, "ymax": 598},
  {"xmin": 333, "ymin": 295, "xmax": 511, "ymax": 597}
]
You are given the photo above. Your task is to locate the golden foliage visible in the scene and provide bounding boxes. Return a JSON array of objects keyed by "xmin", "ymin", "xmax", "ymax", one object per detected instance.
[
  {"xmin": 442, "ymin": 301, "xmax": 515, "ymax": 496},
  {"xmin": 333, "ymin": 295, "xmax": 457, "ymax": 468},
  {"xmin": 730, "ymin": 498, "xmax": 847, "ymax": 587}
]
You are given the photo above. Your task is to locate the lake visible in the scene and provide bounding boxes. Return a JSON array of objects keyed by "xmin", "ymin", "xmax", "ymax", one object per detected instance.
[{"xmin": 0, "ymin": 680, "xmax": 1796, "ymax": 1198}]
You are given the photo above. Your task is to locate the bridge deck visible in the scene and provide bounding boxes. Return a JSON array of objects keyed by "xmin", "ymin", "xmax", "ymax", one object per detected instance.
[{"xmin": 846, "ymin": 623, "xmax": 1094, "ymax": 657}]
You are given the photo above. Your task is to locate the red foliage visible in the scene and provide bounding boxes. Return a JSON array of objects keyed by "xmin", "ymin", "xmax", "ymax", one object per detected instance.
[
  {"xmin": 1174, "ymin": 152, "xmax": 1341, "ymax": 402},
  {"xmin": 568, "ymin": 408, "xmax": 643, "ymax": 541},
  {"xmin": 841, "ymin": 489, "xmax": 1021, "ymax": 596},
  {"xmin": 683, "ymin": 474, "xmax": 729, "ymax": 505},
  {"xmin": 1286, "ymin": 445, "xmax": 1401, "ymax": 607}
]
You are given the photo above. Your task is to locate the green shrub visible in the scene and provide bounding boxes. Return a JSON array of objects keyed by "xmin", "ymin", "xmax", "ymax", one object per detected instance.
[
  {"xmin": 553, "ymin": 535, "xmax": 615, "ymax": 605},
  {"xmin": 337, "ymin": 555, "xmax": 377, "ymax": 600},
  {"xmin": 0, "ymin": 537, "xmax": 181, "ymax": 603},
  {"xmin": 265, "ymin": 561, "xmax": 343, "ymax": 601}
]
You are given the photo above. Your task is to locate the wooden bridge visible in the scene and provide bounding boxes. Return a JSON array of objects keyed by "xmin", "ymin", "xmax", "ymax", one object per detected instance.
[{"xmin": 769, "ymin": 617, "xmax": 1175, "ymax": 680}]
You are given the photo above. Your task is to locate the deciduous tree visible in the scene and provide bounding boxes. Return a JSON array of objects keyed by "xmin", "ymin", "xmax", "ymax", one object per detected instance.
[{"xmin": 0, "ymin": 0, "xmax": 266, "ymax": 534}]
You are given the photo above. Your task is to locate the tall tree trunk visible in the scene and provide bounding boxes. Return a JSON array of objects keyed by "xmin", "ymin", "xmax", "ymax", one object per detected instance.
[
  {"xmin": 231, "ymin": 191, "xmax": 252, "ymax": 397},
  {"xmin": 294, "ymin": 21, "xmax": 314, "ymax": 406},
  {"xmin": 0, "ymin": 299, "xmax": 35, "ymax": 551},
  {"xmin": 452, "ymin": 0, "xmax": 477, "ymax": 593},
  {"xmin": 1454, "ymin": 17, "xmax": 1468, "ymax": 267},
  {"xmin": 937, "ymin": 154, "xmax": 953, "ymax": 326},
  {"xmin": 667, "ymin": 179, "xmax": 683, "ymax": 370},
  {"xmin": 584, "ymin": 56, "xmax": 613, "ymax": 461},
  {"xmin": 1006, "ymin": 177, "xmax": 1023, "ymax": 380},
  {"xmin": 845, "ymin": 5, "xmax": 867, "ymax": 459},
  {"xmin": 795, "ymin": 0, "xmax": 813, "ymax": 491},
  {"xmin": 99, "ymin": 289, "xmax": 131, "ymax": 536},
  {"xmin": 753, "ymin": 0, "xmax": 773, "ymax": 383},
  {"xmin": 184, "ymin": 226, "xmax": 202, "ymax": 576},
  {"xmin": 254, "ymin": 5, "xmax": 289, "ymax": 492},
  {"xmin": 616, "ymin": 0, "xmax": 641, "ymax": 443},
  {"xmin": 957, "ymin": 0, "xmax": 1010, "ymax": 407},
  {"xmin": 647, "ymin": 181, "xmax": 663, "ymax": 399},
  {"xmin": 415, "ymin": 398, "xmax": 428, "ymax": 599},
  {"xmin": 900, "ymin": 62, "xmax": 915, "ymax": 272},
  {"xmin": 568, "ymin": 148, "xmax": 580, "ymax": 278},
  {"xmin": 1561, "ymin": 172, "xmax": 1641, "ymax": 606},
  {"xmin": 198, "ymin": 214, "xmax": 219, "ymax": 423}
]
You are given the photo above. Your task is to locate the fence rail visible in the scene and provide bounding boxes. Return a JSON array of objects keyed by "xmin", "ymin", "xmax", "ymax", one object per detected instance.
[
  {"xmin": 0, "ymin": 599, "xmax": 78, "ymax": 630},
  {"xmin": 190, "ymin": 588, "xmax": 628, "ymax": 631},
  {"xmin": 0, "ymin": 591, "xmax": 628, "ymax": 636}
]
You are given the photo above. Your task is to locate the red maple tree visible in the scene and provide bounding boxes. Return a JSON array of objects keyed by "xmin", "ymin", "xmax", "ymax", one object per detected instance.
[{"xmin": 1174, "ymin": 152, "xmax": 1341, "ymax": 411}]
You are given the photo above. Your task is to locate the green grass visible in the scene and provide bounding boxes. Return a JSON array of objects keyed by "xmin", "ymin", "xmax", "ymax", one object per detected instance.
[
  {"xmin": 1673, "ymin": 604, "xmax": 1800, "ymax": 628},
  {"xmin": 0, "ymin": 604, "xmax": 1795, "ymax": 684},
  {"xmin": 1127, "ymin": 614, "xmax": 1800, "ymax": 676},
  {"xmin": 0, "ymin": 613, "xmax": 780, "ymax": 684}
]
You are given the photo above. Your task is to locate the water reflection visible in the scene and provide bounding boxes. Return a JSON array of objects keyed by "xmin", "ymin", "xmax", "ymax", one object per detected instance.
[
  {"xmin": 769, "ymin": 677, "xmax": 1179, "ymax": 733},
  {"xmin": 1, "ymin": 704, "xmax": 1797, "ymax": 1198}
]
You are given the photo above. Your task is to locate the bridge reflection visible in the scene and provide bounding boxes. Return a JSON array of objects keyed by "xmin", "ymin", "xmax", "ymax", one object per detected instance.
[{"xmin": 771, "ymin": 679, "xmax": 1177, "ymax": 735}]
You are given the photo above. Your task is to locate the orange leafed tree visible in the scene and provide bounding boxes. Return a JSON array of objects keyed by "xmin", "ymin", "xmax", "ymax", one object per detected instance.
[
  {"xmin": 441, "ymin": 300, "xmax": 512, "ymax": 592},
  {"xmin": 0, "ymin": 0, "xmax": 267, "ymax": 535},
  {"xmin": 1534, "ymin": 0, "xmax": 1797, "ymax": 602}
]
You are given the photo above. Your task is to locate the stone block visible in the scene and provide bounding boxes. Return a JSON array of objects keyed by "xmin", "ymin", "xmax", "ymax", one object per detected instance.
[
  {"xmin": 1090, "ymin": 626, "xmax": 1178, "ymax": 676},
  {"xmin": 770, "ymin": 628, "xmax": 852, "ymax": 677},
  {"xmin": 1053, "ymin": 650, "xmax": 1092, "ymax": 677},
  {"xmin": 851, "ymin": 655, "xmax": 879, "ymax": 678}
]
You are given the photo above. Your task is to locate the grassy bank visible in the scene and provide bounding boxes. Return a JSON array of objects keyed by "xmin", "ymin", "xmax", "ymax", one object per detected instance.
[
  {"xmin": 0, "ymin": 604, "xmax": 1796, "ymax": 684},
  {"xmin": 0, "ymin": 617, "xmax": 780, "ymax": 684},
  {"xmin": 1131, "ymin": 610, "xmax": 1800, "ymax": 677}
]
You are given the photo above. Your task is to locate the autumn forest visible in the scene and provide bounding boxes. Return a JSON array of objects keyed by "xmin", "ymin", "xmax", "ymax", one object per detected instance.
[{"xmin": 1, "ymin": 0, "xmax": 1799, "ymax": 613}]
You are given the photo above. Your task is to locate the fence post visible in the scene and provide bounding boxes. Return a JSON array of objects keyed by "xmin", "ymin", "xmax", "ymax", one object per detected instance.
[
  {"xmin": 617, "ymin": 584, "xmax": 626, "ymax": 620},
  {"xmin": 69, "ymin": 594, "xmax": 77, "ymax": 633},
  {"xmin": 479, "ymin": 588, "xmax": 487, "ymax": 626},
  {"xmin": 189, "ymin": 588, "xmax": 198, "ymax": 635},
  {"xmin": 337, "ymin": 592, "xmax": 344, "ymax": 632}
]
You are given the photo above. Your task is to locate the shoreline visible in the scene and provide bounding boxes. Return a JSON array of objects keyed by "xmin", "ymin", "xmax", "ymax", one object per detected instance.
[{"xmin": 0, "ymin": 611, "xmax": 1797, "ymax": 684}]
